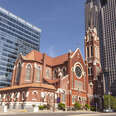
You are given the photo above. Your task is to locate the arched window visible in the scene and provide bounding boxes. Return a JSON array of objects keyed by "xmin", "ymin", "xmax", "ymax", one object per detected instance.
[
  {"xmin": 22, "ymin": 91, "xmax": 26, "ymax": 101},
  {"xmin": 88, "ymin": 67, "xmax": 92, "ymax": 76},
  {"xmin": 62, "ymin": 67, "xmax": 67, "ymax": 76},
  {"xmin": 46, "ymin": 69, "xmax": 50, "ymax": 78},
  {"xmin": 15, "ymin": 63, "xmax": 21, "ymax": 84},
  {"xmin": 36, "ymin": 66, "xmax": 41, "ymax": 81},
  {"xmin": 54, "ymin": 70, "xmax": 57, "ymax": 78},
  {"xmin": 91, "ymin": 46, "xmax": 93, "ymax": 56},
  {"xmin": 25, "ymin": 64, "xmax": 31, "ymax": 80},
  {"xmin": 87, "ymin": 47, "xmax": 89, "ymax": 58}
]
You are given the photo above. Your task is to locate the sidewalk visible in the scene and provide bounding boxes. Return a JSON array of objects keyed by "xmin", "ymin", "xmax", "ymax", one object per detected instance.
[{"xmin": 0, "ymin": 110, "xmax": 97, "ymax": 115}]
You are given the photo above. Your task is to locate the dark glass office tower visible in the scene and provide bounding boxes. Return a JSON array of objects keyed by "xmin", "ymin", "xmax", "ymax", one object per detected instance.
[
  {"xmin": 100, "ymin": 0, "xmax": 116, "ymax": 95},
  {"xmin": 0, "ymin": 7, "xmax": 41, "ymax": 87}
]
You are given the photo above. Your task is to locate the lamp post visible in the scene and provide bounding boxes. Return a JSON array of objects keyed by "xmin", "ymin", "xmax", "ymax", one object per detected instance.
[{"xmin": 108, "ymin": 91, "xmax": 111, "ymax": 110}]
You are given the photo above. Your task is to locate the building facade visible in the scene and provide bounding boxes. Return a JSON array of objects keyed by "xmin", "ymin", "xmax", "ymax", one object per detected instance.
[
  {"xmin": 0, "ymin": 7, "xmax": 41, "ymax": 87},
  {"xmin": 0, "ymin": 49, "xmax": 92, "ymax": 111},
  {"xmin": 100, "ymin": 0, "xmax": 116, "ymax": 96},
  {"xmin": 84, "ymin": 27, "xmax": 103, "ymax": 110},
  {"xmin": 85, "ymin": 0, "xmax": 100, "ymax": 33},
  {"xmin": 85, "ymin": 0, "xmax": 116, "ymax": 96}
]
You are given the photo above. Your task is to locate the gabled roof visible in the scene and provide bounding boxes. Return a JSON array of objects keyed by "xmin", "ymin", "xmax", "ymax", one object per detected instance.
[
  {"xmin": 53, "ymin": 53, "xmax": 69, "ymax": 66},
  {"xmin": 22, "ymin": 50, "xmax": 43, "ymax": 62},
  {"xmin": 17, "ymin": 49, "xmax": 80, "ymax": 67},
  {"xmin": 70, "ymin": 48, "xmax": 79, "ymax": 59}
]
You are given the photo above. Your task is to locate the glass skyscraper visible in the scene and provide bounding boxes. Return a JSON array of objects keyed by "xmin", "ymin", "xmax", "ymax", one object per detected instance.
[{"xmin": 0, "ymin": 7, "xmax": 41, "ymax": 87}]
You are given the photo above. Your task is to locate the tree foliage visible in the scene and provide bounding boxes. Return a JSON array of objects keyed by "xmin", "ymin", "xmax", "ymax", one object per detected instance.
[
  {"xmin": 74, "ymin": 102, "xmax": 81, "ymax": 110},
  {"xmin": 104, "ymin": 94, "xmax": 116, "ymax": 110},
  {"xmin": 58, "ymin": 103, "xmax": 65, "ymax": 110},
  {"xmin": 85, "ymin": 104, "xmax": 90, "ymax": 110}
]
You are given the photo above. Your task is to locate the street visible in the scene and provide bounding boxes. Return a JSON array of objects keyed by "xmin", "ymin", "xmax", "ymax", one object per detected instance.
[{"xmin": 0, "ymin": 112, "xmax": 116, "ymax": 116}]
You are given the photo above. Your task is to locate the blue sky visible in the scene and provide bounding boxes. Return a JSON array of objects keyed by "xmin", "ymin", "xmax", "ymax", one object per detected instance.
[{"xmin": 0, "ymin": 0, "xmax": 86, "ymax": 57}]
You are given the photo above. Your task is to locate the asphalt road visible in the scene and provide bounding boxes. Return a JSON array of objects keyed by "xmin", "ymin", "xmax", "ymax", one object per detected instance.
[{"xmin": 0, "ymin": 112, "xmax": 116, "ymax": 116}]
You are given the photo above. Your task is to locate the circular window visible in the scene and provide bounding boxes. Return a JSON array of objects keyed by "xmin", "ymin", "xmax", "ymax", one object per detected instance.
[{"xmin": 75, "ymin": 66, "xmax": 82, "ymax": 78}]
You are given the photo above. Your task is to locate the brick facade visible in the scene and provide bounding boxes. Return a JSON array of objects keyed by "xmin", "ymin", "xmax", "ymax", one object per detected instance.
[
  {"xmin": 0, "ymin": 48, "xmax": 91, "ymax": 110},
  {"xmin": 84, "ymin": 27, "xmax": 102, "ymax": 109},
  {"xmin": 0, "ymin": 27, "xmax": 102, "ymax": 110}
]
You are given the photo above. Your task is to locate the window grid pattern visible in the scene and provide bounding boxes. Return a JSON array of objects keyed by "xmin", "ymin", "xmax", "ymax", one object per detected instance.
[{"xmin": 0, "ymin": 9, "xmax": 41, "ymax": 87}]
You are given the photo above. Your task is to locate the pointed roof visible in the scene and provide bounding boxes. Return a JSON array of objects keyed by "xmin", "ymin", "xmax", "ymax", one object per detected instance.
[
  {"xmin": 18, "ymin": 49, "xmax": 80, "ymax": 66},
  {"xmin": 23, "ymin": 50, "xmax": 43, "ymax": 61}
]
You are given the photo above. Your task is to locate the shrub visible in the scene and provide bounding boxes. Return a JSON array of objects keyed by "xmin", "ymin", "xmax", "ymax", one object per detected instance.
[
  {"xmin": 58, "ymin": 103, "xmax": 65, "ymax": 110},
  {"xmin": 39, "ymin": 105, "xmax": 44, "ymax": 110},
  {"xmin": 85, "ymin": 104, "xmax": 90, "ymax": 110},
  {"xmin": 43, "ymin": 104, "xmax": 51, "ymax": 110},
  {"xmin": 90, "ymin": 106, "xmax": 96, "ymax": 111},
  {"xmin": 74, "ymin": 102, "xmax": 81, "ymax": 110},
  {"xmin": 32, "ymin": 104, "xmax": 35, "ymax": 107}
]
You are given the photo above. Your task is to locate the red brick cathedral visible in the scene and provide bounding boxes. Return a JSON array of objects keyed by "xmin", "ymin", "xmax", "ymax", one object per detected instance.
[{"xmin": 0, "ymin": 27, "xmax": 101, "ymax": 110}]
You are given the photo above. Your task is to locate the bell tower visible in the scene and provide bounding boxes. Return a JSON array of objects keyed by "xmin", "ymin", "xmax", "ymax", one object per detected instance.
[{"xmin": 85, "ymin": 27, "xmax": 101, "ymax": 83}]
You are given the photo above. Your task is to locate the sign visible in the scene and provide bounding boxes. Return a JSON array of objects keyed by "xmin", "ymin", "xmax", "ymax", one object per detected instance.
[{"xmin": 57, "ymin": 97, "xmax": 60, "ymax": 103}]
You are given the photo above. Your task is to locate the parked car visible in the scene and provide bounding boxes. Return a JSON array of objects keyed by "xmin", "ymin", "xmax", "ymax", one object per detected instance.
[{"xmin": 103, "ymin": 109, "xmax": 113, "ymax": 113}]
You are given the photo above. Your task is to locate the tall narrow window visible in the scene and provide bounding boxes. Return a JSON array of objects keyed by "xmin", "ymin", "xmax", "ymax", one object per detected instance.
[
  {"xmin": 15, "ymin": 63, "xmax": 21, "ymax": 85},
  {"xmin": 88, "ymin": 67, "xmax": 92, "ymax": 76},
  {"xmin": 62, "ymin": 94, "xmax": 65, "ymax": 103},
  {"xmin": 87, "ymin": 47, "xmax": 89, "ymax": 58},
  {"xmin": 91, "ymin": 67, "xmax": 93, "ymax": 75},
  {"xmin": 25, "ymin": 64, "xmax": 31, "ymax": 80},
  {"xmin": 46, "ymin": 69, "xmax": 50, "ymax": 78},
  {"xmin": 75, "ymin": 80, "xmax": 78, "ymax": 89},
  {"xmin": 88, "ymin": 68, "xmax": 90, "ymax": 75},
  {"xmin": 54, "ymin": 70, "xmax": 57, "ymax": 79},
  {"xmin": 72, "ymin": 76, "xmax": 74, "ymax": 89},
  {"xmin": 62, "ymin": 67, "xmax": 67, "ymax": 76},
  {"xmin": 72, "ymin": 96, "xmax": 75, "ymax": 104},
  {"xmin": 36, "ymin": 66, "xmax": 40, "ymax": 81},
  {"xmin": 89, "ymin": 34, "xmax": 91, "ymax": 40},
  {"xmin": 91, "ymin": 46, "xmax": 93, "ymax": 56}
]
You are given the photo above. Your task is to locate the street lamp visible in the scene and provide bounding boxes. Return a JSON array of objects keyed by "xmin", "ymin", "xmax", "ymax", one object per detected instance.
[{"xmin": 108, "ymin": 91, "xmax": 111, "ymax": 110}]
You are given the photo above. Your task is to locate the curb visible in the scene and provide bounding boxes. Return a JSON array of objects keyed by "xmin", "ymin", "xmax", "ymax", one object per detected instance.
[
  {"xmin": 69, "ymin": 113, "xmax": 116, "ymax": 116},
  {"xmin": 0, "ymin": 111, "xmax": 99, "ymax": 115}
]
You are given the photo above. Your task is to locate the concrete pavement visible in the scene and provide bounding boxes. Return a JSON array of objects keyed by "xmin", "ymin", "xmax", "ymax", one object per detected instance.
[
  {"xmin": 0, "ymin": 110, "xmax": 97, "ymax": 115},
  {"xmin": 0, "ymin": 110, "xmax": 115, "ymax": 116}
]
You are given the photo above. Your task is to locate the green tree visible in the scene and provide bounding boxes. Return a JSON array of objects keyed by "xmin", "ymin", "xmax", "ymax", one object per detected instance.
[
  {"xmin": 74, "ymin": 102, "xmax": 81, "ymax": 110},
  {"xmin": 104, "ymin": 94, "xmax": 116, "ymax": 110}
]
